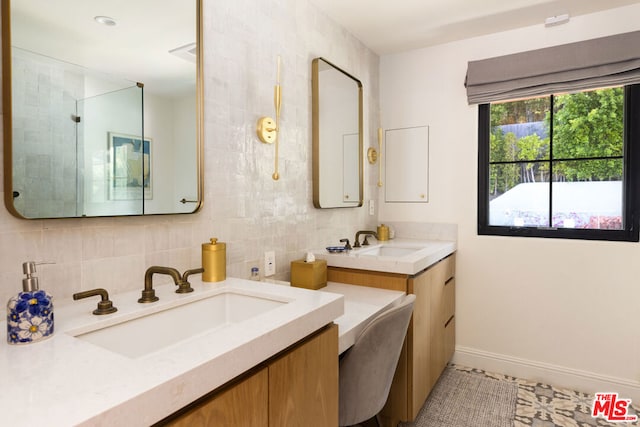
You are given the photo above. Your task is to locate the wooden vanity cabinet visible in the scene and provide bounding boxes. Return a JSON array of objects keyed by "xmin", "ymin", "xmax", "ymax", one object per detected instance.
[
  {"xmin": 327, "ymin": 253, "xmax": 456, "ymax": 426},
  {"xmin": 269, "ymin": 322, "xmax": 338, "ymax": 426},
  {"xmin": 158, "ymin": 323, "xmax": 338, "ymax": 427},
  {"xmin": 161, "ymin": 368, "xmax": 269, "ymax": 426}
]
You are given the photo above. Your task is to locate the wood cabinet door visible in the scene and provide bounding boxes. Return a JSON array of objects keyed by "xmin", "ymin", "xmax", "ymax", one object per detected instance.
[
  {"xmin": 162, "ymin": 368, "xmax": 268, "ymax": 427},
  {"xmin": 408, "ymin": 267, "xmax": 432, "ymax": 420},
  {"xmin": 444, "ymin": 316, "xmax": 456, "ymax": 364},
  {"xmin": 429, "ymin": 255, "xmax": 456, "ymax": 388},
  {"xmin": 269, "ymin": 324, "xmax": 339, "ymax": 427},
  {"xmin": 429, "ymin": 258, "xmax": 448, "ymax": 389},
  {"xmin": 380, "ymin": 339, "xmax": 409, "ymax": 426}
]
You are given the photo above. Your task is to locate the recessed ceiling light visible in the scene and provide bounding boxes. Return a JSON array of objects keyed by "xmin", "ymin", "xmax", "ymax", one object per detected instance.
[{"xmin": 94, "ymin": 16, "xmax": 117, "ymax": 26}]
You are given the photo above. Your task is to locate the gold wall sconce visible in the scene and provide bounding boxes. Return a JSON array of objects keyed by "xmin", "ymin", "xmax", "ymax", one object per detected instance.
[
  {"xmin": 367, "ymin": 147, "xmax": 377, "ymax": 163},
  {"xmin": 367, "ymin": 127, "xmax": 383, "ymax": 187},
  {"xmin": 257, "ymin": 55, "xmax": 282, "ymax": 180}
]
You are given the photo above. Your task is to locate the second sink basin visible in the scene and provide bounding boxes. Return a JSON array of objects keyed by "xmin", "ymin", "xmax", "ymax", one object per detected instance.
[
  {"xmin": 316, "ymin": 238, "xmax": 456, "ymax": 275},
  {"xmin": 357, "ymin": 245, "xmax": 420, "ymax": 257},
  {"xmin": 69, "ymin": 290, "xmax": 288, "ymax": 358}
]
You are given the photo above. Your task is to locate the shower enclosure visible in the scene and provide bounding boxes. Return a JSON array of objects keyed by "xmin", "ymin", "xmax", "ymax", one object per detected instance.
[{"xmin": 11, "ymin": 47, "xmax": 144, "ymax": 218}]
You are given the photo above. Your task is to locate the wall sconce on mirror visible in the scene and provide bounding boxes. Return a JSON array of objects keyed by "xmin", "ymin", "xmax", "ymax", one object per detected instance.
[
  {"xmin": 257, "ymin": 55, "xmax": 282, "ymax": 180},
  {"xmin": 367, "ymin": 127, "xmax": 383, "ymax": 187}
]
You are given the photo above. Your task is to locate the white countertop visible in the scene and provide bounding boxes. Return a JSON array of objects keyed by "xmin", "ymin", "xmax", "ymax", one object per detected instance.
[
  {"xmin": 0, "ymin": 278, "xmax": 343, "ymax": 427},
  {"xmin": 324, "ymin": 282, "xmax": 405, "ymax": 354},
  {"xmin": 314, "ymin": 238, "xmax": 457, "ymax": 275}
]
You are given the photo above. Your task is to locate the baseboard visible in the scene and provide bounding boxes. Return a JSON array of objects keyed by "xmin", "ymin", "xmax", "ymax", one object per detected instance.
[{"xmin": 452, "ymin": 345, "xmax": 640, "ymax": 402}]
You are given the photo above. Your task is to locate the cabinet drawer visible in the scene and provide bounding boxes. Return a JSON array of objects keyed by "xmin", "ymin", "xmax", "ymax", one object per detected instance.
[
  {"xmin": 442, "ymin": 255, "xmax": 455, "ymax": 282},
  {"xmin": 443, "ymin": 278, "xmax": 455, "ymax": 324},
  {"xmin": 444, "ymin": 316, "xmax": 455, "ymax": 363}
]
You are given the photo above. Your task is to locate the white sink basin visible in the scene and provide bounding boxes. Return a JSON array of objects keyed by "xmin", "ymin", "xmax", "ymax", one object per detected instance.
[
  {"xmin": 69, "ymin": 291, "xmax": 288, "ymax": 358},
  {"xmin": 316, "ymin": 238, "xmax": 456, "ymax": 275},
  {"xmin": 357, "ymin": 245, "xmax": 420, "ymax": 257}
]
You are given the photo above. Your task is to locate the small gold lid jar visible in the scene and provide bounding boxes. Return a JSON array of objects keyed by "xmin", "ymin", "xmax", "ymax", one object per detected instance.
[
  {"xmin": 202, "ymin": 238, "xmax": 226, "ymax": 282},
  {"xmin": 377, "ymin": 224, "xmax": 390, "ymax": 241}
]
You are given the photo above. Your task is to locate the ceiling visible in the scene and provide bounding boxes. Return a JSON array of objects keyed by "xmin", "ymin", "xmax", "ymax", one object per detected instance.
[{"xmin": 309, "ymin": 0, "xmax": 640, "ymax": 54}]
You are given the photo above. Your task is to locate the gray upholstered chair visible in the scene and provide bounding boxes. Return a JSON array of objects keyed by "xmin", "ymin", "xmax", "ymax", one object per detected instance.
[{"xmin": 339, "ymin": 294, "xmax": 416, "ymax": 427}]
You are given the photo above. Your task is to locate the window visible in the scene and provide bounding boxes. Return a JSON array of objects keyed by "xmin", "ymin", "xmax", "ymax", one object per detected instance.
[{"xmin": 478, "ymin": 84, "xmax": 640, "ymax": 241}]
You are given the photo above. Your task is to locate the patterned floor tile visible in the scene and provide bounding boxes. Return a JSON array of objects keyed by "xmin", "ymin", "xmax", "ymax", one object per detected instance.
[{"xmin": 450, "ymin": 364, "xmax": 640, "ymax": 427}]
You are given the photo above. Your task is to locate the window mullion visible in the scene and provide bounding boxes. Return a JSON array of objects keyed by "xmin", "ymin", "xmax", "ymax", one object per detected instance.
[{"xmin": 548, "ymin": 94, "xmax": 554, "ymax": 228}]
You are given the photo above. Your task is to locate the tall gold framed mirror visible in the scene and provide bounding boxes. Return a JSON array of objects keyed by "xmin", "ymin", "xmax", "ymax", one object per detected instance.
[
  {"xmin": 312, "ymin": 57, "xmax": 363, "ymax": 209},
  {"xmin": 2, "ymin": 0, "xmax": 203, "ymax": 218}
]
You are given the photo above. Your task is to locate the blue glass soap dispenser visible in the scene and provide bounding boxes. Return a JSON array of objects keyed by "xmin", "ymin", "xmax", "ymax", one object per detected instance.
[{"xmin": 6, "ymin": 262, "xmax": 54, "ymax": 345}]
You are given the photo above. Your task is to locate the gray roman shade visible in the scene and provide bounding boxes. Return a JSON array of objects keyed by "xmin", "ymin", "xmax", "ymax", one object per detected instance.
[{"xmin": 465, "ymin": 30, "xmax": 640, "ymax": 104}]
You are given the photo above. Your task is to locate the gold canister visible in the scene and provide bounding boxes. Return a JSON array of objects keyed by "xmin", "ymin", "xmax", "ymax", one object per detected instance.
[
  {"xmin": 377, "ymin": 224, "xmax": 390, "ymax": 241},
  {"xmin": 202, "ymin": 238, "xmax": 226, "ymax": 282}
]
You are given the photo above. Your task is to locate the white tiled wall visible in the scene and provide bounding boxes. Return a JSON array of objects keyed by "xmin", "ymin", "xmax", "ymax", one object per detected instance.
[{"xmin": 0, "ymin": 0, "xmax": 380, "ymax": 310}]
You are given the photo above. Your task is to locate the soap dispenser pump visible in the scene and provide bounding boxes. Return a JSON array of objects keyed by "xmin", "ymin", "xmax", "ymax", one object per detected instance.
[{"xmin": 7, "ymin": 262, "xmax": 54, "ymax": 345}]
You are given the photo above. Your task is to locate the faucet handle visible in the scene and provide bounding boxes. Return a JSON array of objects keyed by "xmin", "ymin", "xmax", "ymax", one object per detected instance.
[
  {"xmin": 73, "ymin": 288, "xmax": 118, "ymax": 315},
  {"xmin": 176, "ymin": 268, "xmax": 204, "ymax": 294},
  {"xmin": 362, "ymin": 235, "xmax": 372, "ymax": 245},
  {"xmin": 339, "ymin": 238, "xmax": 352, "ymax": 250},
  {"xmin": 182, "ymin": 267, "xmax": 204, "ymax": 282}
]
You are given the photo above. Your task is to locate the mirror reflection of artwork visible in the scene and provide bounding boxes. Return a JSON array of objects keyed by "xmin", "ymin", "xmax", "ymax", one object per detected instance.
[{"xmin": 109, "ymin": 133, "xmax": 152, "ymax": 200}]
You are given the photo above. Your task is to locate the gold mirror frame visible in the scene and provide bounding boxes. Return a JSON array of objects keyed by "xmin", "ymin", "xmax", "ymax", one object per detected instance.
[
  {"xmin": 1, "ymin": 0, "xmax": 204, "ymax": 218},
  {"xmin": 312, "ymin": 57, "xmax": 363, "ymax": 209}
]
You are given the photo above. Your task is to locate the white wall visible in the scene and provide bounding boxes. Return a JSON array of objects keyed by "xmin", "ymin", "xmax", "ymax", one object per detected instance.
[
  {"xmin": 0, "ymin": 0, "xmax": 379, "ymax": 315},
  {"xmin": 380, "ymin": 4, "xmax": 640, "ymax": 398}
]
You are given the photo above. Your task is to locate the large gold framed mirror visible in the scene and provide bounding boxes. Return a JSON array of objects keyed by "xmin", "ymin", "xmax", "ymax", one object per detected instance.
[
  {"xmin": 2, "ymin": 0, "xmax": 203, "ymax": 218},
  {"xmin": 312, "ymin": 57, "xmax": 363, "ymax": 209}
]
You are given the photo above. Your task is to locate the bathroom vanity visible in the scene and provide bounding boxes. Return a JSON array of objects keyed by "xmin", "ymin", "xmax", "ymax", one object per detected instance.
[
  {"xmin": 1, "ymin": 273, "xmax": 411, "ymax": 426},
  {"xmin": 0, "ymin": 279, "xmax": 343, "ymax": 426},
  {"xmin": 316, "ymin": 238, "xmax": 457, "ymax": 426}
]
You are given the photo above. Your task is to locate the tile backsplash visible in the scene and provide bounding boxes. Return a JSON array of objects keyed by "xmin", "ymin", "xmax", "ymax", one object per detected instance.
[{"xmin": 0, "ymin": 0, "xmax": 379, "ymax": 310}]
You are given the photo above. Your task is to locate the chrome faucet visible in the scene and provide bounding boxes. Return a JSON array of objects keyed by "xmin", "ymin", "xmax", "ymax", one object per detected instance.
[
  {"xmin": 138, "ymin": 266, "xmax": 204, "ymax": 303},
  {"xmin": 353, "ymin": 230, "xmax": 378, "ymax": 248}
]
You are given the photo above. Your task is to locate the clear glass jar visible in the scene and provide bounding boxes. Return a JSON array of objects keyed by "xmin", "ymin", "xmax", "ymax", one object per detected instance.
[{"xmin": 250, "ymin": 267, "xmax": 260, "ymax": 281}]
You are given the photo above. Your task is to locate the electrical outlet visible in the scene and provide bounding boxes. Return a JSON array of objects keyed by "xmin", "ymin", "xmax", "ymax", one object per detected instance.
[
  {"xmin": 369, "ymin": 199, "xmax": 375, "ymax": 215},
  {"xmin": 264, "ymin": 251, "xmax": 276, "ymax": 277}
]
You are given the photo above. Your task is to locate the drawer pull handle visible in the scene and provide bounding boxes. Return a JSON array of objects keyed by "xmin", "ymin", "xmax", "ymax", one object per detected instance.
[{"xmin": 444, "ymin": 315, "xmax": 454, "ymax": 328}]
